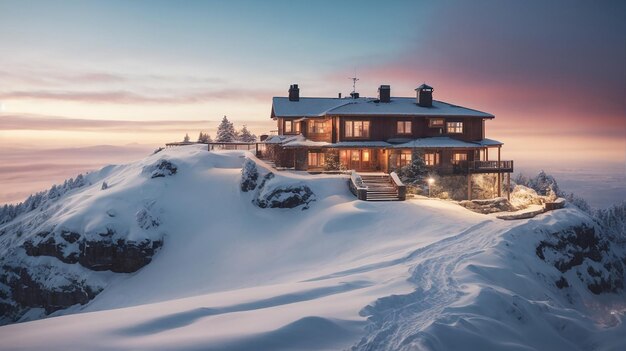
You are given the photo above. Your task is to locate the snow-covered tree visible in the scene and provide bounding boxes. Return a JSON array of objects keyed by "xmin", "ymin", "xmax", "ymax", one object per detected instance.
[
  {"xmin": 324, "ymin": 152, "xmax": 343, "ymax": 171},
  {"xmin": 198, "ymin": 132, "xmax": 212, "ymax": 143},
  {"xmin": 216, "ymin": 116, "xmax": 237, "ymax": 142},
  {"xmin": 183, "ymin": 133, "xmax": 190, "ymax": 143},
  {"xmin": 396, "ymin": 150, "xmax": 428, "ymax": 186},
  {"xmin": 238, "ymin": 125, "xmax": 257, "ymax": 142},
  {"xmin": 528, "ymin": 170, "xmax": 560, "ymax": 196},
  {"xmin": 595, "ymin": 201, "xmax": 626, "ymax": 242}
]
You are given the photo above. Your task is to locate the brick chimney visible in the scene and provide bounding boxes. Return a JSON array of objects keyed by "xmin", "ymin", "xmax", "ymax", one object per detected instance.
[
  {"xmin": 416, "ymin": 83, "xmax": 433, "ymax": 107},
  {"xmin": 288, "ymin": 84, "xmax": 300, "ymax": 101},
  {"xmin": 378, "ymin": 85, "xmax": 391, "ymax": 103}
]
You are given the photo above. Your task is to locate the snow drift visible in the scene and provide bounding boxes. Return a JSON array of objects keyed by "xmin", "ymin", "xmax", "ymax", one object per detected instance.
[{"xmin": 0, "ymin": 145, "xmax": 624, "ymax": 351}]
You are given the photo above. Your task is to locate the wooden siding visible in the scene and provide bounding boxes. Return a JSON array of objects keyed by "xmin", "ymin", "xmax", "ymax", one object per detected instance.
[{"xmin": 333, "ymin": 116, "xmax": 485, "ymax": 142}]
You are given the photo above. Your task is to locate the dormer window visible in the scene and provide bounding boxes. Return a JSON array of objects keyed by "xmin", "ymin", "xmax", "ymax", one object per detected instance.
[
  {"xmin": 397, "ymin": 121, "xmax": 412, "ymax": 134},
  {"xmin": 429, "ymin": 118, "xmax": 444, "ymax": 128},
  {"xmin": 446, "ymin": 122, "xmax": 463, "ymax": 134}
]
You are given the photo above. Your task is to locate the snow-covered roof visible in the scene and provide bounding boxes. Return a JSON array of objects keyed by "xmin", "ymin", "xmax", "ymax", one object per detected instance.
[
  {"xmin": 280, "ymin": 136, "xmax": 503, "ymax": 149},
  {"xmin": 393, "ymin": 137, "xmax": 487, "ymax": 149},
  {"xmin": 282, "ymin": 135, "xmax": 330, "ymax": 148},
  {"xmin": 272, "ymin": 97, "xmax": 494, "ymax": 118},
  {"xmin": 476, "ymin": 138, "xmax": 504, "ymax": 146}
]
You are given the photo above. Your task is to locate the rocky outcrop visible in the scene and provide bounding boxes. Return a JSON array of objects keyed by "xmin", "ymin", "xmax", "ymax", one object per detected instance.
[
  {"xmin": 254, "ymin": 184, "xmax": 315, "ymax": 209},
  {"xmin": 250, "ymin": 173, "xmax": 316, "ymax": 210},
  {"xmin": 77, "ymin": 238, "xmax": 163, "ymax": 273},
  {"xmin": 22, "ymin": 230, "xmax": 163, "ymax": 273},
  {"xmin": 459, "ymin": 197, "xmax": 516, "ymax": 214},
  {"xmin": 0, "ymin": 264, "xmax": 101, "ymax": 320},
  {"xmin": 0, "ymin": 265, "xmax": 101, "ymax": 316},
  {"xmin": 536, "ymin": 224, "xmax": 625, "ymax": 294},
  {"xmin": 241, "ymin": 160, "xmax": 316, "ymax": 210},
  {"xmin": 23, "ymin": 230, "xmax": 80, "ymax": 264},
  {"xmin": 143, "ymin": 159, "xmax": 177, "ymax": 178}
]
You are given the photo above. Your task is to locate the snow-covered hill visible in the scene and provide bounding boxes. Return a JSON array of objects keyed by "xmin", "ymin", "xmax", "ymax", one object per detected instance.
[{"xmin": 0, "ymin": 145, "xmax": 624, "ymax": 351}]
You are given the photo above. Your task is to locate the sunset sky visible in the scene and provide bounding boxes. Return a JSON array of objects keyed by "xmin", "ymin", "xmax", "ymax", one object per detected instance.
[{"xmin": 0, "ymin": 0, "xmax": 625, "ymax": 205}]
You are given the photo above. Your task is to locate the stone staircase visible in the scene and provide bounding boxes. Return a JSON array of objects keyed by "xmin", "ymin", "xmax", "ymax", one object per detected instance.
[{"xmin": 359, "ymin": 173, "xmax": 402, "ymax": 201}]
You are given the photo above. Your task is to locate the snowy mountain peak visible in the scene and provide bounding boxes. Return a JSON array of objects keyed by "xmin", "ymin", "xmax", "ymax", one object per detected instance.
[{"xmin": 0, "ymin": 146, "xmax": 624, "ymax": 351}]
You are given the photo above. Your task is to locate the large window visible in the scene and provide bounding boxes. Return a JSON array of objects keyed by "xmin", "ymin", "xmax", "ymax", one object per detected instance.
[
  {"xmin": 309, "ymin": 120, "xmax": 326, "ymax": 134},
  {"xmin": 446, "ymin": 122, "xmax": 463, "ymax": 134},
  {"xmin": 424, "ymin": 152, "xmax": 439, "ymax": 166},
  {"xmin": 396, "ymin": 151, "xmax": 412, "ymax": 167},
  {"xmin": 429, "ymin": 118, "xmax": 444, "ymax": 128},
  {"xmin": 284, "ymin": 120, "xmax": 301, "ymax": 134},
  {"xmin": 397, "ymin": 121, "xmax": 412, "ymax": 134},
  {"xmin": 344, "ymin": 121, "xmax": 370, "ymax": 138},
  {"xmin": 452, "ymin": 152, "xmax": 467, "ymax": 164},
  {"xmin": 308, "ymin": 152, "xmax": 325, "ymax": 167}
]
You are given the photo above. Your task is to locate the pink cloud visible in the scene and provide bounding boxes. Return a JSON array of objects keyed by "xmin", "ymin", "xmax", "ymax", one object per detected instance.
[{"xmin": 0, "ymin": 87, "xmax": 278, "ymax": 104}]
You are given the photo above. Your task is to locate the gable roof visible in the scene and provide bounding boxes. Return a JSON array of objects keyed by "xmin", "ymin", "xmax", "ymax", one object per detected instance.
[{"xmin": 272, "ymin": 97, "xmax": 494, "ymax": 119}]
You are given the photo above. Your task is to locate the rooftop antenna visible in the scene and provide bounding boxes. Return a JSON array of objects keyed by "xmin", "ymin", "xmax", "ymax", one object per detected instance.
[{"xmin": 349, "ymin": 69, "xmax": 359, "ymax": 96}]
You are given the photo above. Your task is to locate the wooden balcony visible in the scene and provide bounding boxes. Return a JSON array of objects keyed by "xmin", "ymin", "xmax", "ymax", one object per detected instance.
[{"xmin": 458, "ymin": 160, "xmax": 514, "ymax": 174}]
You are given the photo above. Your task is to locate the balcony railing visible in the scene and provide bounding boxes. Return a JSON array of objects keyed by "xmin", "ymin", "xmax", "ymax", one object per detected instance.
[{"xmin": 457, "ymin": 160, "xmax": 514, "ymax": 173}]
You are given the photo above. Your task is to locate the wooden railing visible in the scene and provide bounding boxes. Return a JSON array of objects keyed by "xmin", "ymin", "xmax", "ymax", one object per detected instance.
[
  {"xmin": 348, "ymin": 171, "xmax": 368, "ymax": 200},
  {"xmin": 458, "ymin": 160, "xmax": 514, "ymax": 173},
  {"xmin": 389, "ymin": 172, "xmax": 407, "ymax": 201}
]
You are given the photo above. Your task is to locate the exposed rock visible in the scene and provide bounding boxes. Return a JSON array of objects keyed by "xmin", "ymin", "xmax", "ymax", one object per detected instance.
[
  {"xmin": 143, "ymin": 159, "xmax": 177, "ymax": 178},
  {"xmin": 78, "ymin": 238, "xmax": 163, "ymax": 273},
  {"xmin": 23, "ymin": 235, "xmax": 78, "ymax": 264},
  {"xmin": 0, "ymin": 264, "xmax": 101, "ymax": 319},
  {"xmin": 459, "ymin": 197, "xmax": 515, "ymax": 214},
  {"xmin": 60, "ymin": 230, "xmax": 80, "ymax": 243},
  {"xmin": 536, "ymin": 224, "xmax": 625, "ymax": 294},
  {"xmin": 22, "ymin": 229, "xmax": 162, "ymax": 273},
  {"xmin": 254, "ymin": 184, "xmax": 315, "ymax": 210},
  {"xmin": 136, "ymin": 208, "xmax": 160, "ymax": 230}
]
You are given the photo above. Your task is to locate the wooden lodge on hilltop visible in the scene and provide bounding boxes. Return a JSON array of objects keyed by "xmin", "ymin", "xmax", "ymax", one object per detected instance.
[{"xmin": 264, "ymin": 83, "xmax": 514, "ymax": 200}]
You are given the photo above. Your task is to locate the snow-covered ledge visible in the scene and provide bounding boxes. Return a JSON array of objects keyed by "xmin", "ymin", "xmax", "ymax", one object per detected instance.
[
  {"xmin": 349, "ymin": 171, "xmax": 368, "ymax": 200},
  {"xmin": 390, "ymin": 172, "xmax": 407, "ymax": 201}
]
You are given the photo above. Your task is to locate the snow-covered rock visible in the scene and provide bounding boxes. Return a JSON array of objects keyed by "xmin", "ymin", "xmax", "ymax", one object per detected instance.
[
  {"xmin": 142, "ymin": 159, "xmax": 177, "ymax": 178},
  {"xmin": 459, "ymin": 197, "xmax": 515, "ymax": 213},
  {"xmin": 240, "ymin": 157, "xmax": 259, "ymax": 192}
]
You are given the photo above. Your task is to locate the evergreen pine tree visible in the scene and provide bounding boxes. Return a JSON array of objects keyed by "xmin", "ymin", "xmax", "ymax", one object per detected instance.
[
  {"xmin": 216, "ymin": 116, "xmax": 237, "ymax": 142},
  {"xmin": 197, "ymin": 132, "xmax": 211, "ymax": 143},
  {"xmin": 396, "ymin": 150, "xmax": 428, "ymax": 186},
  {"xmin": 183, "ymin": 133, "xmax": 190, "ymax": 143},
  {"xmin": 238, "ymin": 125, "xmax": 257, "ymax": 142}
]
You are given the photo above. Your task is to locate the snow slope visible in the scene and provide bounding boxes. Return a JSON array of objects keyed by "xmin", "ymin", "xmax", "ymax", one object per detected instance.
[{"xmin": 0, "ymin": 145, "xmax": 624, "ymax": 350}]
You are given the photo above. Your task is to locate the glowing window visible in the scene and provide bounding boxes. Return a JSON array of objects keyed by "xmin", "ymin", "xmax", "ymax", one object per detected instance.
[
  {"xmin": 446, "ymin": 122, "xmax": 463, "ymax": 134},
  {"xmin": 345, "ymin": 121, "xmax": 370, "ymax": 138},
  {"xmin": 309, "ymin": 120, "xmax": 326, "ymax": 133},
  {"xmin": 308, "ymin": 152, "xmax": 325, "ymax": 167},
  {"xmin": 397, "ymin": 121, "xmax": 412, "ymax": 134},
  {"xmin": 452, "ymin": 153, "xmax": 467, "ymax": 164},
  {"xmin": 424, "ymin": 153, "xmax": 439, "ymax": 166}
]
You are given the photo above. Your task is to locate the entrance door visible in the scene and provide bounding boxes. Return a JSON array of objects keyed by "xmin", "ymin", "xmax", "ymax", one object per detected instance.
[
  {"xmin": 340, "ymin": 149, "xmax": 374, "ymax": 171},
  {"xmin": 350, "ymin": 150, "xmax": 360, "ymax": 170}
]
